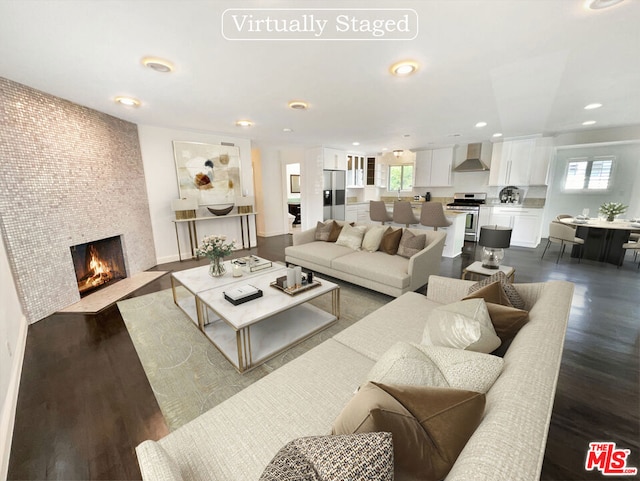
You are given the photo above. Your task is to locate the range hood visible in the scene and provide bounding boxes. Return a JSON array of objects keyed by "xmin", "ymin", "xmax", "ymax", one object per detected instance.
[{"xmin": 454, "ymin": 143, "xmax": 490, "ymax": 172}]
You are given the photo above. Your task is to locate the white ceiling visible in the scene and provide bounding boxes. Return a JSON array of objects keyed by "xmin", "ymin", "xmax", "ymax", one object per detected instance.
[{"xmin": 1, "ymin": 0, "xmax": 639, "ymax": 153}]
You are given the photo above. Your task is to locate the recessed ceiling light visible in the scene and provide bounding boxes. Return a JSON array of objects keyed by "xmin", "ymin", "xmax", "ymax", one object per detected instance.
[
  {"xmin": 402, "ymin": 134, "xmax": 411, "ymax": 138},
  {"xmin": 582, "ymin": 120, "xmax": 597, "ymax": 126},
  {"xmin": 492, "ymin": 132, "xmax": 503, "ymax": 138},
  {"xmin": 448, "ymin": 133, "xmax": 462, "ymax": 137},
  {"xmin": 584, "ymin": 103, "xmax": 603, "ymax": 110},
  {"xmin": 475, "ymin": 121, "xmax": 488, "ymax": 128},
  {"xmin": 585, "ymin": 0, "xmax": 624, "ymax": 9},
  {"xmin": 389, "ymin": 60, "xmax": 419, "ymax": 77},
  {"xmin": 141, "ymin": 56, "xmax": 174, "ymax": 73},
  {"xmin": 288, "ymin": 100, "xmax": 308, "ymax": 110},
  {"xmin": 114, "ymin": 96, "xmax": 140, "ymax": 107},
  {"xmin": 352, "ymin": 142, "xmax": 360, "ymax": 146},
  {"xmin": 283, "ymin": 128, "xmax": 293, "ymax": 132},
  {"xmin": 236, "ymin": 119, "xmax": 253, "ymax": 127}
]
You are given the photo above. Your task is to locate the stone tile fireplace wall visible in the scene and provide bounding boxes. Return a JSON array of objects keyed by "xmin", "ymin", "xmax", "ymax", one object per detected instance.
[{"xmin": 0, "ymin": 77, "xmax": 157, "ymax": 323}]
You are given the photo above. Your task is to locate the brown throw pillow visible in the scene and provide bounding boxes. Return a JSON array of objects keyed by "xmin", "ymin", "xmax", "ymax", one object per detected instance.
[
  {"xmin": 397, "ymin": 229, "xmax": 426, "ymax": 258},
  {"xmin": 467, "ymin": 271, "xmax": 525, "ymax": 309},
  {"xmin": 332, "ymin": 382, "xmax": 485, "ymax": 481},
  {"xmin": 314, "ymin": 221, "xmax": 333, "ymax": 241},
  {"xmin": 379, "ymin": 227, "xmax": 403, "ymax": 255},
  {"xmin": 327, "ymin": 221, "xmax": 343, "ymax": 242},
  {"xmin": 464, "ymin": 281, "xmax": 529, "ymax": 342}
]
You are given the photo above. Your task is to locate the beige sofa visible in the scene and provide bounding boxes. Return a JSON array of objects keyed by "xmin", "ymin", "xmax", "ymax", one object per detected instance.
[
  {"xmin": 284, "ymin": 221, "xmax": 447, "ymax": 297},
  {"xmin": 136, "ymin": 275, "xmax": 574, "ymax": 481}
]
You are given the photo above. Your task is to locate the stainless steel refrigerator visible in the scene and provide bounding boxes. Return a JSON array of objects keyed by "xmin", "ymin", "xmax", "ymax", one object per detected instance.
[{"xmin": 323, "ymin": 170, "xmax": 346, "ymax": 221}]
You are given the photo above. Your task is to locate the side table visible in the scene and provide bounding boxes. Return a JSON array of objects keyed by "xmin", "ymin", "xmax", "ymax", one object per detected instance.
[{"xmin": 461, "ymin": 261, "xmax": 515, "ymax": 283}]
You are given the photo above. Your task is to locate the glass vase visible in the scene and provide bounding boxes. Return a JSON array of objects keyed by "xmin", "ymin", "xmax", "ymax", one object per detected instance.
[
  {"xmin": 606, "ymin": 214, "xmax": 615, "ymax": 222},
  {"xmin": 208, "ymin": 256, "xmax": 226, "ymax": 277}
]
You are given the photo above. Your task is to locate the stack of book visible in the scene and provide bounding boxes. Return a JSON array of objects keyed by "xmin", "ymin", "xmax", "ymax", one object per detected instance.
[{"xmin": 223, "ymin": 284, "xmax": 263, "ymax": 305}]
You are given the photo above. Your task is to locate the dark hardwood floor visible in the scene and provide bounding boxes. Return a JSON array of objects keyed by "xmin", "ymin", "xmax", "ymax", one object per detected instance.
[{"xmin": 7, "ymin": 235, "xmax": 640, "ymax": 480}]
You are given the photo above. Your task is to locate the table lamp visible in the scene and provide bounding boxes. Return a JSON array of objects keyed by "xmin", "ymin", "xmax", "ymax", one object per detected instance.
[{"xmin": 478, "ymin": 225, "xmax": 512, "ymax": 269}]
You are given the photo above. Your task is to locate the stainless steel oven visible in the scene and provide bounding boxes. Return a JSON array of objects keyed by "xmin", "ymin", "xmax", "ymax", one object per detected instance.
[{"xmin": 445, "ymin": 193, "xmax": 486, "ymax": 242}]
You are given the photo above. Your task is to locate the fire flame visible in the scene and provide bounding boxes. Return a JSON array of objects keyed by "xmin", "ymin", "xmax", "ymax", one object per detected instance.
[{"xmin": 85, "ymin": 246, "xmax": 112, "ymax": 288}]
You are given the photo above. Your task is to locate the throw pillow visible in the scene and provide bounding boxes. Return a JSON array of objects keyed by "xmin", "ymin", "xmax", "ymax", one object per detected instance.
[
  {"xmin": 364, "ymin": 342, "xmax": 504, "ymax": 393},
  {"xmin": 463, "ymin": 281, "xmax": 529, "ymax": 342},
  {"xmin": 361, "ymin": 225, "xmax": 387, "ymax": 252},
  {"xmin": 467, "ymin": 271, "xmax": 525, "ymax": 309},
  {"xmin": 327, "ymin": 221, "xmax": 343, "ymax": 242},
  {"xmin": 422, "ymin": 298, "xmax": 502, "ymax": 353},
  {"xmin": 379, "ymin": 227, "xmax": 403, "ymax": 255},
  {"xmin": 314, "ymin": 221, "xmax": 333, "ymax": 241},
  {"xmin": 335, "ymin": 224, "xmax": 366, "ymax": 250},
  {"xmin": 397, "ymin": 229, "xmax": 426, "ymax": 258},
  {"xmin": 259, "ymin": 432, "xmax": 393, "ymax": 481},
  {"xmin": 332, "ymin": 382, "xmax": 485, "ymax": 481}
]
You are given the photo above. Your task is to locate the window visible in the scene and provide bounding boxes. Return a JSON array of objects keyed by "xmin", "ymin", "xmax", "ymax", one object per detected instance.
[
  {"xmin": 564, "ymin": 157, "xmax": 613, "ymax": 191},
  {"xmin": 388, "ymin": 164, "xmax": 413, "ymax": 191}
]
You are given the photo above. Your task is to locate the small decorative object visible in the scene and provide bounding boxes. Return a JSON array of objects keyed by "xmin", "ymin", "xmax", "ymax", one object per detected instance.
[
  {"xmin": 207, "ymin": 204, "xmax": 234, "ymax": 216},
  {"xmin": 196, "ymin": 235, "xmax": 236, "ymax": 277},
  {"xmin": 286, "ymin": 268, "xmax": 296, "ymax": 289},
  {"xmin": 478, "ymin": 225, "xmax": 512, "ymax": 269},
  {"xmin": 294, "ymin": 266, "xmax": 302, "ymax": 288},
  {"xmin": 599, "ymin": 202, "xmax": 627, "ymax": 222},
  {"xmin": 307, "ymin": 271, "xmax": 313, "ymax": 284},
  {"xmin": 232, "ymin": 263, "xmax": 243, "ymax": 277}
]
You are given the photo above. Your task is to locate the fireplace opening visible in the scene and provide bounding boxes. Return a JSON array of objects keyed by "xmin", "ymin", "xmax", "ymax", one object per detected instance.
[{"xmin": 70, "ymin": 236, "xmax": 127, "ymax": 297}]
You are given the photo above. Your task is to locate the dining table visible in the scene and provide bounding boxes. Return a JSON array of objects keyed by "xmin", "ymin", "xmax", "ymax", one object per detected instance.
[{"xmin": 560, "ymin": 217, "xmax": 640, "ymax": 265}]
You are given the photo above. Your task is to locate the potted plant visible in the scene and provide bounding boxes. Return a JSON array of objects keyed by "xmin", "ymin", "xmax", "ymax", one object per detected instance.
[{"xmin": 599, "ymin": 202, "xmax": 628, "ymax": 222}]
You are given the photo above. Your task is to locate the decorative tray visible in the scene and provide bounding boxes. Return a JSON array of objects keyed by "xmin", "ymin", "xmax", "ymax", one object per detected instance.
[{"xmin": 270, "ymin": 280, "xmax": 321, "ymax": 296}]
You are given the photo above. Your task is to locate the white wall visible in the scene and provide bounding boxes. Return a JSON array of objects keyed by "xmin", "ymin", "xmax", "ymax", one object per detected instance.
[
  {"xmin": 541, "ymin": 141, "xmax": 640, "ymax": 237},
  {"xmin": 137, "ymin": 125, "xmax": 254, "ymax": 263},
  {"xmin": 0, "ymin": 233, "xmax": 28, "ymax": 481}
]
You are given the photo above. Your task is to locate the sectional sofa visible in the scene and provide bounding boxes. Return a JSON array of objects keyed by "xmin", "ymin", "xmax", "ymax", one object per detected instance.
[
  {"xmin": 284, "ymin": 220, "xmax": 447, "ymax": 297},
  {"xmin": 136, "ymin": 275, "xmax": 574, "ymax": 481}
]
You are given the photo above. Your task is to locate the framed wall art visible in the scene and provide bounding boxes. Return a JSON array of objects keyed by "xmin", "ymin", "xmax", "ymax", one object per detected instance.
[
  {"xmin": 173, "ymin": 141, "xmax": 242, "ymax": 206},
  {"xmin": 290, "ymin": 174, "xmax": 300, "ymax": 193}
]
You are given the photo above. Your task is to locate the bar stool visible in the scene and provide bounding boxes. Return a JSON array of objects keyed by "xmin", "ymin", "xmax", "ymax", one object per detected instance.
[
  {"xmin": 369, "ymin": 201, "xmax": 392, "ymax": 225},
  {"xmin": 420, "ymin": 202, "xmax": 452, "ymax": 231},
  {"xmin": 392, "ymin": 201, "xmax": 419, "ymax": 227}
]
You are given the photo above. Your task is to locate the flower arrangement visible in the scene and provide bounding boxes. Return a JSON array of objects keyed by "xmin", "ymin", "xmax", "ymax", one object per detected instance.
[
  {"xmin": 196, "ymin": 235, "xmax": 235, "ymax": 259},
  {"xmin": 599, "ymin": 202, "xmax": 627, "ymax": 221}
]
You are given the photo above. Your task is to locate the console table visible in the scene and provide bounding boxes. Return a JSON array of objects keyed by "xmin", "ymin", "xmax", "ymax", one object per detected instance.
[{"xmin": 172, "ymin": 212, "xmax": 257, "ymax": 261}]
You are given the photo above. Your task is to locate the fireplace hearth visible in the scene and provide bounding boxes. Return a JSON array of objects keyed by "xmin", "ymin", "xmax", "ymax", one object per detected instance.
[{"xmin": 70, "ymin": 236, "xmax": 127, "ymax": 297}]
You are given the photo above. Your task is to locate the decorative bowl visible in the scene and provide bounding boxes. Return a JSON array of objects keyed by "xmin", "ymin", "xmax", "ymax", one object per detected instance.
[{"xmin": 207, "ymin": 204, "xmax": 234, "ymax": 216}]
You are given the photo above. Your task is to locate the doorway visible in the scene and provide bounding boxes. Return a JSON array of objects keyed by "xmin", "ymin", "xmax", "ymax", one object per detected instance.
[{"xmin": 286, "ymin": 163, "xmax": 301, "ymax": 234}]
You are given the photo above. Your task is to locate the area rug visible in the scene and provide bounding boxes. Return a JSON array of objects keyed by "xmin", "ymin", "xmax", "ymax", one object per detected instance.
[{"xmin": 117, "ymin": 280, "xmax": 390, "ymax": 431}]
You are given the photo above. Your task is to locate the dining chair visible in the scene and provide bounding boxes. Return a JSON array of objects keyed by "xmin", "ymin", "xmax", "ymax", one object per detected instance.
[
  {"xmin": 555, "ymin": 214, "xmax": 573, "ymax": 221},
  {"xmin": 392, "ymin": 201, "xmax": 419, "ymax": 227},
  {"xmin": 541, "ymin": 221, "xmax": 585, "ymax": 263},
  {"xmin": 619, "ymin": 240, "xmax": 640, "ymax": 269},
  {"xmin": 419, "ymin": 202, "xmax": 452, "ymax": 231},
  {"xmin": 369, "ymin": 200, "xmax": 392, "ymax": 225}
]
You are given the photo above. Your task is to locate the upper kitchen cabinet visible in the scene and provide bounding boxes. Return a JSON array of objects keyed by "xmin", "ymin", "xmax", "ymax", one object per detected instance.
[
  {"xmin": 489, "ymin": 137, "xmax": 553, "ymax": 186},
  {"xmin": 414, "ymin": 147, "xmax": 453, "ymax": 187},
  {"xmin": 320, "ymin": 147, "xmax": 347, "ymax": 170},
  {"xmin": 346, "ymin": 153, "xmax": 366, "ymax": 187}
]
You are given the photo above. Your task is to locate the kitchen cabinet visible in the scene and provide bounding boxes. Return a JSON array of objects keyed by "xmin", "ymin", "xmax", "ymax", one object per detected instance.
[
  {"xmin": 414, "ymin": 147, "xmax": 453, "ymax": 187},
  {"xmin": 321, "ymin": 147, "xmax": 347, "ymax": 170},
  {"xmin": 345, "ymin": 205, "xmax": 358, "ymax": 222},
  {"xmin": 489, "ymin": 206, "xmax": 543, "ymax": 248},
  {"xmin": 347, "ymin": 154, "xmax": 365, "ymax": 187},
  {"xmin": 489, "ymin": 137, "xmax": 553, "ymax": 186},
  {"xmin": 345, "ymin": 203, "xmax": 371, "ymax": 223},
  {"xmin": 366, "ymin": 157, "xmax": 376, "ymax": 186},
  {"xmin": 375, "ymin": 161, "xmax": 387, "ymax": 188}
]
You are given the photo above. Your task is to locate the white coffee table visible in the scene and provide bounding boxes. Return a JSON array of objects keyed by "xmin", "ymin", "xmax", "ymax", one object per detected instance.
[
  {"xmin": 197, "ymin": 272, "xmax": 340, "ymax": 373},
  {"xmin": 170, "ymin": 256, "xmax": 285, "ymax": 327}
]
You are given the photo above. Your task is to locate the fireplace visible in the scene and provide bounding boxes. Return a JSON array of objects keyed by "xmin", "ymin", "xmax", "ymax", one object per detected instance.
[{"xmin": 70, "ymin": 235, "xmax": 127, "ymax": 297}]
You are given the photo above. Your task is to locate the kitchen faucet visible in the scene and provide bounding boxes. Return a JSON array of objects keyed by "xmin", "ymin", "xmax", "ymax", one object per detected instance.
[{"xmin": 397, "ymin": 188, "xmax": 401, "ymax": 200}]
